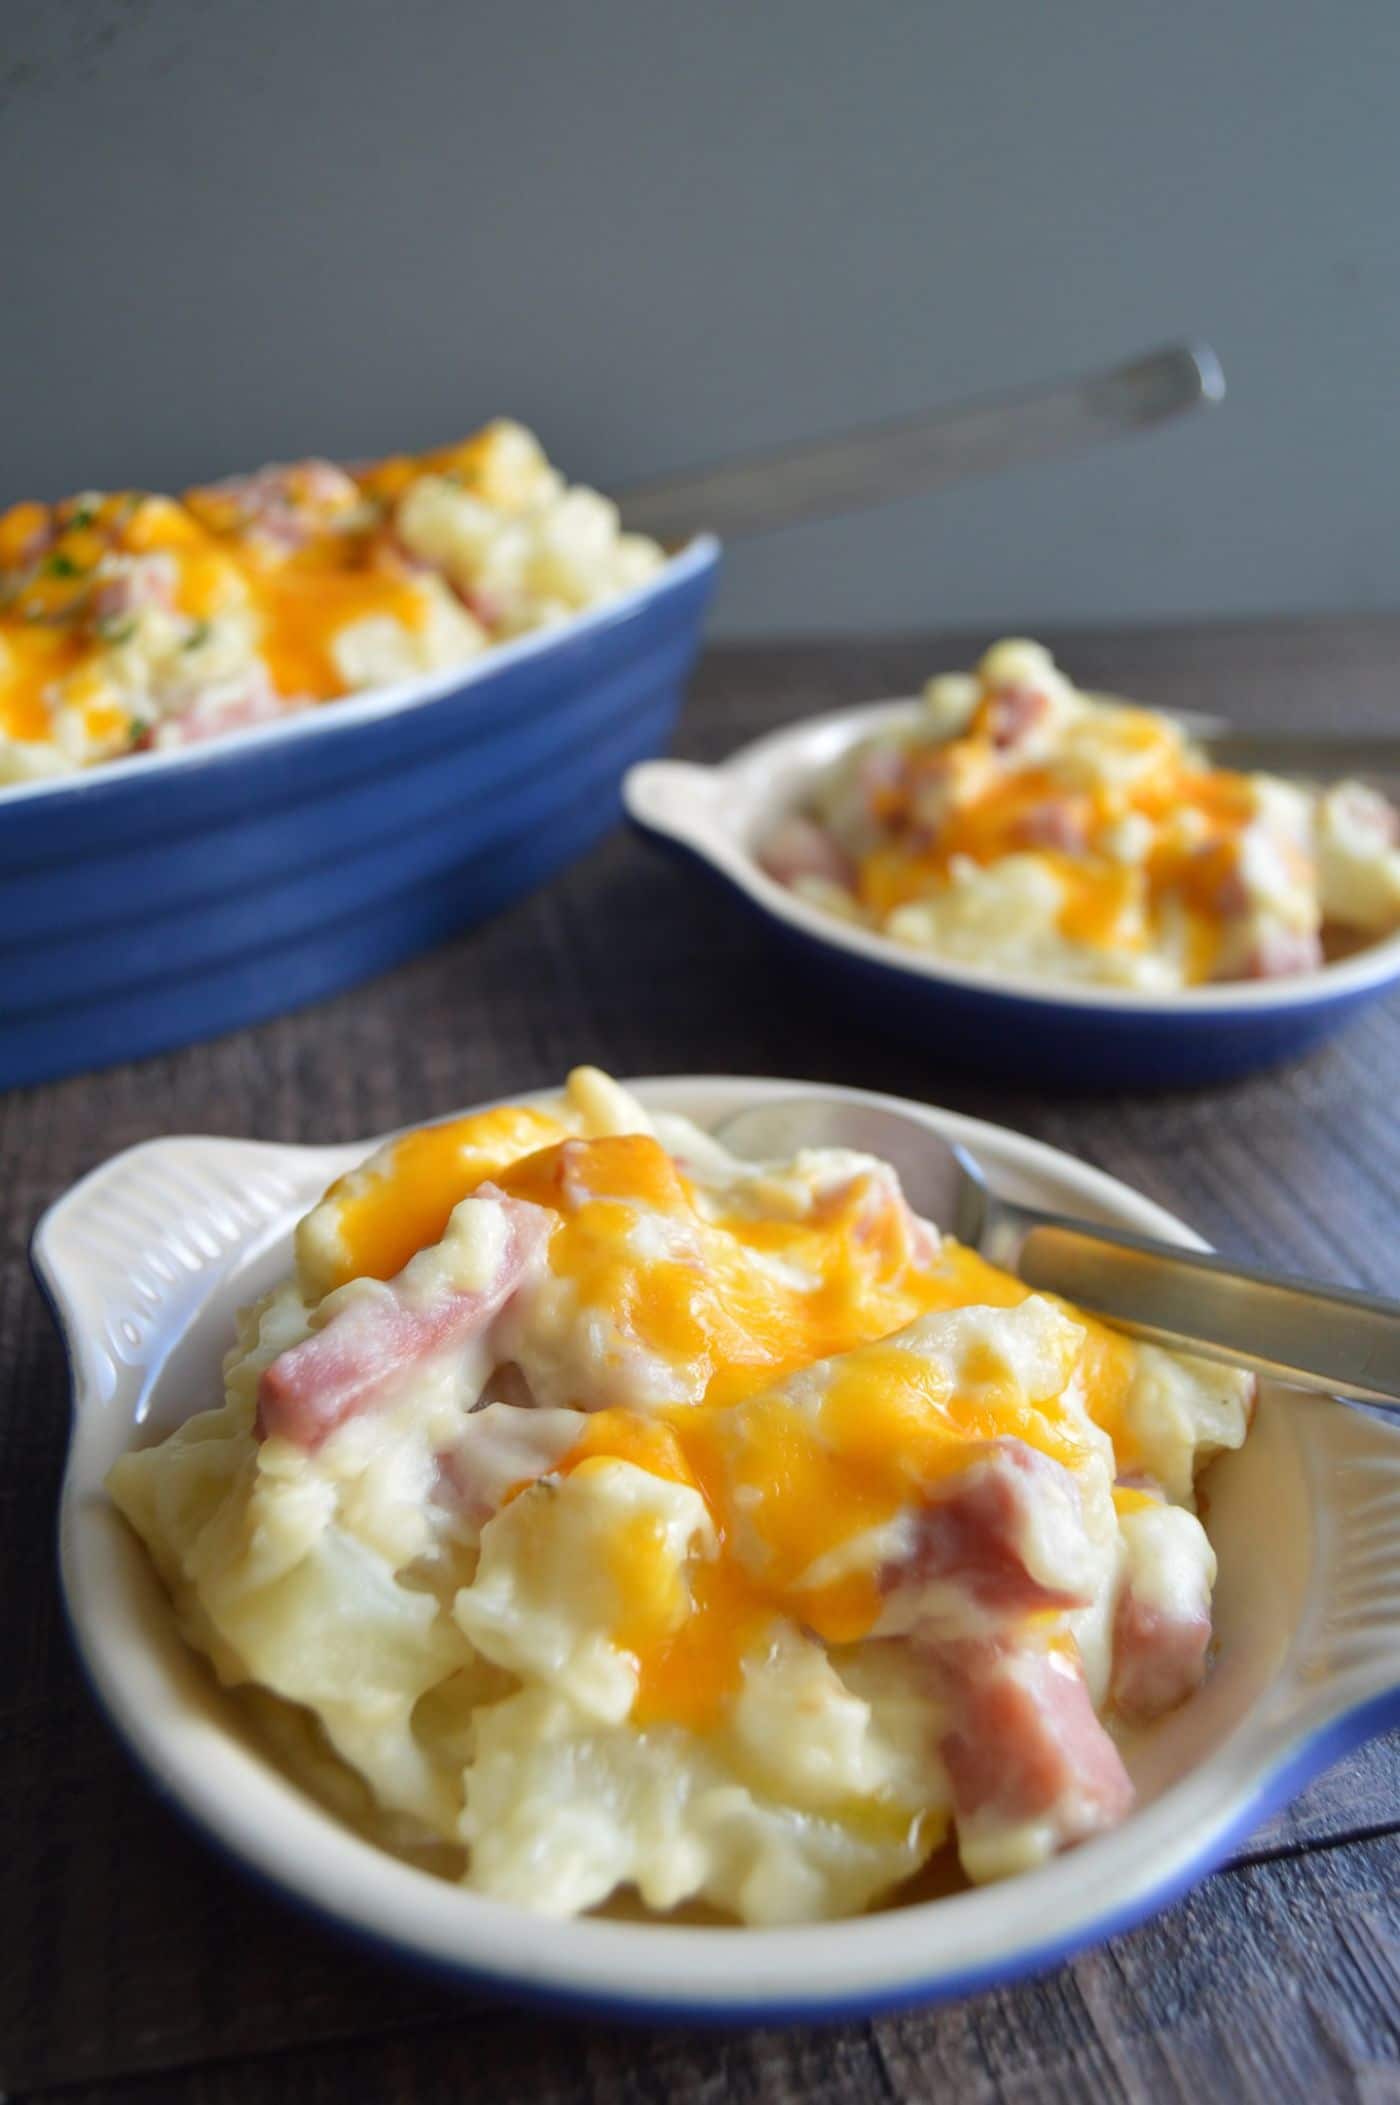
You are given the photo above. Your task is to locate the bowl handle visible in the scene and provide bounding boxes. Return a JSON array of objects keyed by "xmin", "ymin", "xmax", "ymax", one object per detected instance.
[
  {"xmin": 1284, "ymin": 1403, "xmax": 1400, "ymax": 1724},
  {"xmin": 623, "ymin": 760, "xmax": 729, "ymax": 847},
  {"xmin": 31, "ymin": 1135, "xmax": 346, "ymax": 1415}
]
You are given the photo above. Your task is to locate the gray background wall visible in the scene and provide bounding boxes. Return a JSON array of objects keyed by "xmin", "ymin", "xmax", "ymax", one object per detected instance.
[{"xmin": 3, "ymin": 0, "xmax": 1397, "ymax": 639}]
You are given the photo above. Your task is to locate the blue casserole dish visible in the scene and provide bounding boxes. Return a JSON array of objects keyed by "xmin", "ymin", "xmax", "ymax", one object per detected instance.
[{"xmin": 0, "ymin": 537, "xmax": 719, "ymax": 1089}]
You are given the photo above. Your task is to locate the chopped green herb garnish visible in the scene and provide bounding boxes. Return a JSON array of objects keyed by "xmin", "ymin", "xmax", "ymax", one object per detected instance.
[
  {"xmin": 45, "ymin": 552, "xmax": 81, "ymax": 578},
  {"xmin": 69, "ymin": 505, "xmax": 96, "ymax": 531},
  {"xmin": 184, "ymin": 619, "xmax": 212, "ymax": 651},
  {"xmin": 100, "ymin": 617, "xmax": 137, "ymax": 644}
]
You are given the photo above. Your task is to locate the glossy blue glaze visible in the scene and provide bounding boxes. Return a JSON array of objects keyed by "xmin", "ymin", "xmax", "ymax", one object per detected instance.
[
  {"xmin": 755, "ymin": 902, "xmax": 1389, "ymax": 1087},
  {"xmin": 0, "ymin": 541, "xmax": 719, "ymax": 1088},
  {"xmin": 638, "ymin": 832, "xmax": 1400, "ymax": 1090}
]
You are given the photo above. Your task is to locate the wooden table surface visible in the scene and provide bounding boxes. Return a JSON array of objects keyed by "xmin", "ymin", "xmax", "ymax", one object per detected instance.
[{"xmin": 5, "ymin": 618, "xmax": 1400, "ymax": 2105}]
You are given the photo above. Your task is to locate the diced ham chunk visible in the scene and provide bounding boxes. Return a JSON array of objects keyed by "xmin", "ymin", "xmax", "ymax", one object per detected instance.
[
  {"xmin": 1011, "ymin": 798, "xmax": 1090, "ymax": 854},
  {"xmin": 257, "ymin": 1195, "xmax": 550, "ymax": 1449},
  {"xmin": 456, "ymin": 581, "xmax": 505, "ymax": 631},
  {"xmin": 150, "ymin": 672, "xmax": 295, "ymax": 748},
  {"xmin": 812, "ymin": 1161, "xmax": 941, "ymax": 1268},
  {"xmin": 188, "ymin": 459, "xmax": 362, "ymax": 549},
  {"xmin": 853, "ymin": 744, "xmax": 908, "ymax": 820},
  {"xmin": 1111, "ymin": 1590, "xmax": 1212, "ymax": 1719},
  {"xmin": 937, "ymin": 1638, "xmax": 1134, "ymax": 1872},
  {"xmin": 1110, "ymin": 1500, "xmax": 1216, "ymax": 1719},
  {"xmin": 91, "ymin": 555, "xmax": 177, "ymax": 626},
  {"xmin": 1327, "ymin": 780, "xmax": 1399, "ymax": 851},
  {"xmin": 887, "ymin": 1441, "xmax": 1097, "ymax": 1618},
  {"xmin": 759, "ymin": 815, "xmax": 856, "ymax": 891},
  {"xmin": 431, "ymin": 1399, "xmax": 581, "ymax": 1529},
  {"xmin": 1233, "ymin": 924, "xmax": 1324, "ymax": 981},
  {"xmin": 979, "ymin": 683, "xmax": 1051, "ymax": 751}
]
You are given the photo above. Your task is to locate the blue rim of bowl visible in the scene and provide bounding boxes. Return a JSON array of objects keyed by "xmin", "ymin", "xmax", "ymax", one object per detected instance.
[
  {"xmin": 0, "ymin": 536, "xmax": 720, "ymax": 816},
  {"xmin": 624, "ymin": 708, "xmax": 1400, "ymax": 1019}
]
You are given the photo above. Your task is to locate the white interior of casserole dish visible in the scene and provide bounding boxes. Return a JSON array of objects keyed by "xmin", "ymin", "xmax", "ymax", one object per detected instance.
[
  {"xmin": 0, "ymin": 537, "xmax": 720, "ymax": 812},
  {"xmin": 35, "ymin": 1077, "xmax": 1400, "ymax": 2017},
  {"xmin": 624, "ymin": 705, "xmax": 1400, "ymax": 1014}
]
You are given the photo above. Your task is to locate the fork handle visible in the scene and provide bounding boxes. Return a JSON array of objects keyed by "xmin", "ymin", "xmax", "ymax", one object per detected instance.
[{"xmin": 987, "ymin": 1205, "xmax": 1400, "ymax": 1407}]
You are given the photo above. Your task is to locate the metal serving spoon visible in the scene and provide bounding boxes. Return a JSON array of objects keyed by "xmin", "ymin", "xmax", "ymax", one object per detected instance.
[
  {"xmin": 714, "ymin": 1097, "xmax": 1400, "ymax": 1408},
  {"xmin": 617, "ymin": 343, "xmax": 1222, "ymax": 543},
  {"xmin": 619, "ymin": 344, "xmax": 1400, "ymax": 779}
]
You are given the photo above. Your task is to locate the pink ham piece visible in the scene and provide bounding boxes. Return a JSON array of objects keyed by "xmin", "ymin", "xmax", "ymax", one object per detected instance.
[
  {"xmin": 152, "ymin": 670, "xmax": 295, "ymax": 749},
  {"xmin": 885, "ymin": 1442, "xmax": 1132, "ymax": 1866},
  {"xmin": 431, "ymin": 1397, "xmax": 582, "ymax": 1530},
  {"xmin": 852, "ymin": 744, "xmax": 908, "ymax": 819},
  {"xmin": 1109, "ymin": 1502, "xmax": 1215, "ymax": 1721},
  {"xmin": 257, "ymin": 1193, "xmax": 551, "ymax": 1449},
  {"xmin": 90, "ymin": 555, "xmax": 177, "ymax": 626},
  {"xmin": 1234, "ymin": 925, "xmax": 1325, "ymax": 981},
  {"xmin": 1330, "ymin": 781, "xmax": 1400, "ymax": 851},
  {"xmin": 980, "ymin": 683, "xmax": 1051, "ymax": 751},
  {"xmin": 1110, "ymin": 1588, "xmax": 1212, "ymax": 1719},
  {"xmin": 888, "ymin": 1441, "xmax": 1097, "ymax": 1617},
  {"xmin": 1011, "ymin": 798, "xmax": 1090, "ymax": 854},
  {"xmin": 455, "ymin": 581, "xmax": 506, "ymax": 631},
  {"xmin": 758, "ymin": 815, "xmax": 856, "ymax": 891},
  {"xmin": 812, "ymin": 1161, "xmax": 941, "ymax": 1269},
  {"xmin": 938, "ymin": 1638, "xmax": 1134, "ymax": 1855},
  {"xmin": 191, "ymin": 460, "xmax": 362, "ymax": 550}
]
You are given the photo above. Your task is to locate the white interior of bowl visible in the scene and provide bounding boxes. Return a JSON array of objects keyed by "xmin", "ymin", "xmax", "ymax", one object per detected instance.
[
  {"xmin": 0, "ymin": 536, "xmax": 720, "ymax": 812},
  {"xmin": 624, "ymin": 705, "xmax": 1400, "ymax": 1015},
  {"xmin": 36, "ymin": 1077, "xmax": 1400, "ymax": 2017}
]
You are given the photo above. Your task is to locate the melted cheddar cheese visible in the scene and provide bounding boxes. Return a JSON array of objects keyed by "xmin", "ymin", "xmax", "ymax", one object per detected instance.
[
  {"xmin": 107, "ymin": 1072, "xmax": 1256, "ymax": 1927},
  {"xmin": 302, "ymin": 1102, "xmax": 568, "ymax": 1293},
  {"xmin": 768, "ymin": 637, "xmax": 1368, "ymax": 992},
  {"xmin": 303, "ymin": 1107, "xmax": 1141, "ymax": 1737},
  {"xmin": 0, "ymin": 422, "xmax": 664, "ymax": 779},
  {"xmin": 852, "ymin": 724, "xmax": 1263, "ymax": 977}
]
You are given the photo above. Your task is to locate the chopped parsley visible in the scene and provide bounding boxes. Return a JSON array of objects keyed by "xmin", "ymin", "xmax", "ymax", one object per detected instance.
[
  {"xmin": 99, "ymin": 617, "xmax": 137, "ymax": 645},
  {"xmin": 183, "ymin": 619, "xmax": 212, "ymax": 651},
  {"xmin": 45, "ymin": 552, "xmax": 81, "ymax": 579}
]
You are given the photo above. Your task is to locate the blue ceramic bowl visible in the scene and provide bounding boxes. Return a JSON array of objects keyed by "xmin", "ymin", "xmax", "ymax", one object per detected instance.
[
  {"xmin": 625, "ymin": 698, "xmax": 1400, "ymax": 1088},
  {"xmin": 0, "ymin": 537, "xmax": 719, "ymax": 1089}
]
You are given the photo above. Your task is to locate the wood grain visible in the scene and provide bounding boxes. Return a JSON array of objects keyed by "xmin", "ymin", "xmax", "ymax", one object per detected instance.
[
  {"xmin": 4, "ymin": 616, "xmax": 1400, "ymax": 2102},
  {"xmin": 23, "ymin": 1835, "xmax": 1400, "ymax": 2105}
]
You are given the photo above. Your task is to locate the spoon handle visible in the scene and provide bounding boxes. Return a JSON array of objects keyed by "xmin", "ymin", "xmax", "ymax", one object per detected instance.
[
  {"xmin": 617, "ymin": 343, "xmax": 1222, "ymax": 544},
  {"xmin": 994, "ymin": 1206, "xmax": 1400, "ymax": 1407}
]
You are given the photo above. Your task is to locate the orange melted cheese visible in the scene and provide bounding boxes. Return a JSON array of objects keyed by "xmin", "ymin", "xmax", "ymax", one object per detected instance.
[
  {"xmin": 558, "ymin": 1298, "xmax": 1100, "ymax": 1731},
  {"xmin": 0, "ymin": 431, "xmax": 519, "ymax": 755},
  {"xmin": 308, "ymin": 1111, "xmax": 1146, "ymax": 1737},
  {"xmin": 248, "ymin": 549, "xmax": 431, "ymax": 700},
  {"xmin": 501, "ymin": 1128, "xmax": 1137, "ymax": 1730},
  {"xmin": 0, "ymin": 626, "xmax": 86, "ymax": 741},
  {"xmin": 320, "ymin": 1104, "xmax": 567, "ymax": 1287},
  {"xmin": 850, "ymin": 686, "xmax": 1278, "ymax": 982}
]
